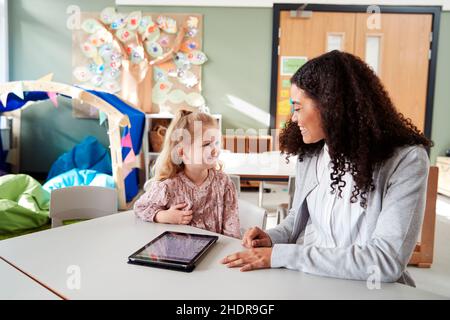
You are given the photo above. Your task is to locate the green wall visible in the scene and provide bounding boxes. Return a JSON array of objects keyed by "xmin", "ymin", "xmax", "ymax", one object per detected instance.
[
  {"xmin": 7, "ymin": 0, "xmax": 449, "ymax": 172},
  {"xmin": 430, "ymin": 12, "xmax": 450, "ymax": 163}
]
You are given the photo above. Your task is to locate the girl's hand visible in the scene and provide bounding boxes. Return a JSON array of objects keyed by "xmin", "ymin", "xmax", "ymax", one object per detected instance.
[
  {"xmin": 220, "ymin": 248, "xmax": 272, "ymax": 271},
  {"xmin": 241, "ymin": 227, "xmax": 272, "ymax": 248},
  {"xmin": 155, "ymin": 203, "xmax": 193, "ymax": 225}
]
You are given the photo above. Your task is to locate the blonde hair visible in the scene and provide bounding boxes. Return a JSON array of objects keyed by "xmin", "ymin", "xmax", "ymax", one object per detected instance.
[{"xmin": 152, "ymin": 109, "xmax": 219, "ymax": 181}]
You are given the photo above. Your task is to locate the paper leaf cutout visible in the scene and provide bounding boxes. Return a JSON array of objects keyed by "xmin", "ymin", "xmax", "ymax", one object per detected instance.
[
  {"xmin": 138, "ymin": 16, "xmax": 153, "ymax": 34},
  {"xmin": 145, "ymin": 41, "xmax": 163, "ymax": 58},
  {"xmin": 157, "ymin": 16, "xmax": 177, "ymax": 34},
  {"xmin": 168, "ymin": 89, "xmax": 186, "ymax": 104},
  {"xmin": 116, "ymin": 29, "xmax": 135, "ymax": 43},
  {"xmin": 186, "ymin": 92, "xmax": 205, "ymax": 107},
  {"xmin": 187, "ymin": 50, "xmax": 208, "ymax": 65},
  {"xmin": 81, "ymin": 19, "xmax": 103, "ymax": 34},
  {"xmin": 126, "ymin": 11, "xmax": 142, "ymax": 30},
  {"xmin": 100, "ymin": 7, "xmax": 117, "ymax": 24},
  {"xmin": 111, "ymin": 13, "xmax": 127, "ymax": 30}
]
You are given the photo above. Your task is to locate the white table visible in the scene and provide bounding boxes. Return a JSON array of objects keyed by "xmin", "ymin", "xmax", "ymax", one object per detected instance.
[
  {"xmin": 0, "ymin": 211, "xmax": 445, "ymax": 300},
  {"xmin": 220, "ymin": 151, "xmax": 297, "ymax": 206},
  {"xmin": 0, "ymin": 257, "xmax": 61, "ymax": 300}
]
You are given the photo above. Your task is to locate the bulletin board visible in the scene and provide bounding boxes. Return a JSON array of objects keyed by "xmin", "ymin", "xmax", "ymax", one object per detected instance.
[{"xmin": 72, "ymin": 7, "xmax": 207, "ymax": 118}]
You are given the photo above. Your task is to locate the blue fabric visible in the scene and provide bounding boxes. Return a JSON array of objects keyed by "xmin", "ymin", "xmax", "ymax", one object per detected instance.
[
  {"xmin": 43, "ymin": 168, "xmax": 115, "ymax": 193},
  {"xmin": 87, "ymin": 90, "xmax": 145, "ymax": 202},
  {"xmin": 47, "ymin": 136, "xmax": 112, "ymax": 181},
  {"xmin": 1, "ymin": 88, "xmax": 145, "ymax": 203},
  {"xmin": 0, "ymin": 91, "xmax": 50, "ymax": 112}
]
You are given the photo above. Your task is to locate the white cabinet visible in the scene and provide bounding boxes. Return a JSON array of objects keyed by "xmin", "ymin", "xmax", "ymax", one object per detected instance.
[
  {"xmin": 436, "ymin": 156, "xmax": 450, "ymax": 197},
  {"xmin": 143, "ymin": 113, "xmax": 222, "ymax": 183}
]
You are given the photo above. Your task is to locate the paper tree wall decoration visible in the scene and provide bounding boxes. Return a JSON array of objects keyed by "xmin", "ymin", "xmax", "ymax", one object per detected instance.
[{"xmin": 72, "ymin": 7, "xmax": 208, "ymax": 117}]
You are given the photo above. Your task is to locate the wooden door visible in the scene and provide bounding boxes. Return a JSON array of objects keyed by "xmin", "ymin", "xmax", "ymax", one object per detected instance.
[
  {"xmin": 354, "ymin": 13, "xmax": 432, "ymax": 131},
  {"xmin": 276, "ymin": 11, "xmax": 357, "ymax": 129},
  {"xmin": 275, "ymin": 10, "xmax": 433, "ymax": 133}
]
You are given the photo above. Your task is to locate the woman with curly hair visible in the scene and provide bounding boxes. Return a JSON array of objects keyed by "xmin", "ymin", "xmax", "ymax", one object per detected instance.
[{"xmin": 221, "ymin": 50, "xmax": 432, "ymax": 286}]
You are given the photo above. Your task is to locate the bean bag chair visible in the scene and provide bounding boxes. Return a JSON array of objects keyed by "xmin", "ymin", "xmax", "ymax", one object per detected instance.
[
  {"xmin": 47, "ymin": 136, "xmax": 112, "ymax": 181},
  {"xmin": 43, "ymin": 169, "xmax": 115, "ymax": 192},
  {"xmin": 0, "ymin": 174, "xmax": 50, "ymax": 234}
]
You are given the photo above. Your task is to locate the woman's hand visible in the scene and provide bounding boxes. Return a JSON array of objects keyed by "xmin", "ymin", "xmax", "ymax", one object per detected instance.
[
  {"xmin": 242, "ymin": 227, "xmax": 272, "ymax": 248},
  {"xmin": 221, "ymin": 248, "xmax": 272, "ymax": 272},
  {"xmin": 155, "ymin": 203, "xmax": 193, "ymax": 225}
]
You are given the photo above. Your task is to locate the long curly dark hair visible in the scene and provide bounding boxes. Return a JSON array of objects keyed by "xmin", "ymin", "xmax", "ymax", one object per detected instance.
[{"xmin": 279, "ymin": 50, "xmax": 432, "ymax": 208}]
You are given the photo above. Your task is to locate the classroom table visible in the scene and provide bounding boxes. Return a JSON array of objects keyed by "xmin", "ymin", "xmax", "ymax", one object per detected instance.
[
  {"xmin": 0, "ymin": 211, "xmax": 445, "ymax": 300},
  {"xmin": 220, "ymin": 151, "xmax": 297, "ymax": 206},
  {"xmin": 0, "ymin": 257, "xmax": 61, "ymax": 300}
]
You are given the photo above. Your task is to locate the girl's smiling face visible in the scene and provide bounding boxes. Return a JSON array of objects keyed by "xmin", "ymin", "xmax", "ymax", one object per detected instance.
[
  {"xmin": 180, "ymin": 125, "xmax": 221, "ymax": 169},
  {"xmin": 290, "ymin": 84, "xmax": 325, "ymax": 144}
]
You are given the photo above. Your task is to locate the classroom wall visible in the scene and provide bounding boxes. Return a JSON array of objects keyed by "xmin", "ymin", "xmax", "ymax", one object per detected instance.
[{"xmin": 7, "ymin": 0, "xmax": 449, "ymax": 172}]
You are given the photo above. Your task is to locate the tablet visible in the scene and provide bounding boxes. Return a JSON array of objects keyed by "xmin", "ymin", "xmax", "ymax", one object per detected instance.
[{"xmin": 128, "ymin": 231, "xmax": 218, "ymax": 272}]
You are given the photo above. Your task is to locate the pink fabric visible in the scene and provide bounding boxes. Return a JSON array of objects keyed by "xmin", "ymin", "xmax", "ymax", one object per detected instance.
[{"xmin": 134, "ymin": 169, "xmax": 241, "ymax": 239}]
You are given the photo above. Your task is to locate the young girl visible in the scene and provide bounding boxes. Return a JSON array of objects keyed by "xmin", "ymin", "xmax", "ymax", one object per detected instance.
[{"xmin": 134, "ymin": 109, "xmax": 241, "ymax": 239}]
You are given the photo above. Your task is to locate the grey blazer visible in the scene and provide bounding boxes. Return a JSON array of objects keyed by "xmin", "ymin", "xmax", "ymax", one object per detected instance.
[{"xmin": 267, "ymin": 145, "xmax": 429, "ymax": 287}]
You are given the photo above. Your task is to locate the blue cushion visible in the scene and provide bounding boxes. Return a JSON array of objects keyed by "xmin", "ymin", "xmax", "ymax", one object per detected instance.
[
  {"xmin": 47, "ymin": 136, "xmax": 112, "ymax": 181},
  {"xmin": 43, "ymin": 169, "xmax": 115, "ymax": 193}
]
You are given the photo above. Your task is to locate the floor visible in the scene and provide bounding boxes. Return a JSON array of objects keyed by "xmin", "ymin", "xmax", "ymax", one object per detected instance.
[{"xmin": 239, "ymin": 183, "xmax": 450, "ymax": 298}]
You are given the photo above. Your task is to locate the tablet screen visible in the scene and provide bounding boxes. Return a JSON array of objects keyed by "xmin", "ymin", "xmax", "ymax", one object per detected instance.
[{"xmin": 131, "ymin": 232, "xmax": 217, "ymax": 264}]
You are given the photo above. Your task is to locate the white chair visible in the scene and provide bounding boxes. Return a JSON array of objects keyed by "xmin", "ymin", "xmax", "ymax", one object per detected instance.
[
  {"xmin": 50, "ymin": 186, "xmax": 118, "ymax": 228},
  {"xmin": 276, "ymin": 175, "xmax": 295, "ymax": 224},
  {"xmin": 229, "ymin": 174, "xmax": 241, "ymax": 197},
  {"xmin": 238, "ymin": 199, "xmax": 267, "ymax": 238}
]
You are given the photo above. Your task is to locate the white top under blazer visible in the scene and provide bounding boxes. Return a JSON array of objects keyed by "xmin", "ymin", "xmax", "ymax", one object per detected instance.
[{"xmin": 303, "ymin": 144, "xmax": 367, "ymax": 248}]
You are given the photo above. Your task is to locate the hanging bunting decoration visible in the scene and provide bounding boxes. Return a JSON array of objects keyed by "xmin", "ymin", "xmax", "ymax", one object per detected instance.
[
  {"xmin": 121, "ymin": 132, "xmax": 133, "ymax": 148},
  {"xmin": 0, "ymin": 93, "xmax": 8, "ymax": 107},
  {"xmin": 37, "ymin": 73, "xmax": 54, "ymax": 82},
  {"xmin": 124, "ymin": 148, "xmax": 136, "ymax": 164},
  {"xmin": 10, "ymin": 82, "xmax": 24, "ymax": 99},
  {"xmin": 47, "ymin": 92, "xmax": 58, "ymax": 107},
  {"xmin": 122, "ymin": 165, "xmax": 133, "ymax": 179},
  {"xmin": 99, "ymin": 110, "xmax": 107, "ymax": 126}
]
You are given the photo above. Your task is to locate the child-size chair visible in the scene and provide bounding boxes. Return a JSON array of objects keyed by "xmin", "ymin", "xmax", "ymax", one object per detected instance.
[
  {"xmin": 49, "ymin": 186, "xmax": 118, "ymax": 228},
  {"xmin": 238, "ymin": 199, "xmax": 267, "ymax": 238}
]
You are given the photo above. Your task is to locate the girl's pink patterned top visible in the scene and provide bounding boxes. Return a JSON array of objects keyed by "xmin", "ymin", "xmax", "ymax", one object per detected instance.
[{"xmin": 134, "ymin": 169, "xmax": 241, "ymax": 239}]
